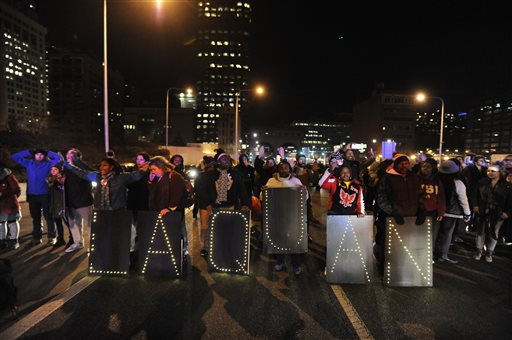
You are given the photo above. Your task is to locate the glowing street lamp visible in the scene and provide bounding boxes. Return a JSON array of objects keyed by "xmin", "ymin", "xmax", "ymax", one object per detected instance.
[
  {"xmin": 166, "ymin": 87, "xmax": 193, "ymax": 148},
  {"xmin": 235, "ymin": 85, "xmax": 265, "ymax": 153},
  {"xmin": 416, "ymin": 92, "xmax": 445, "ymax": 162}
]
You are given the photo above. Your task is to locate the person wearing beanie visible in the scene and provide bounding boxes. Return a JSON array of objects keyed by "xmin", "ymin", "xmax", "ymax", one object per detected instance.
[
  {"xmin": 437, "ymin": 160, "xmax": 471, "ymax": 263},
  {"xmin": 375, "ymin": 153, "xmax": 422, "ymax": 273},
  {"xmin": 11, "ymin": 148, "xmax": 63, "ymax": 246},
  {"xmin": 472, "ymin": 163, "xmax": 512, "ymax": 262}
]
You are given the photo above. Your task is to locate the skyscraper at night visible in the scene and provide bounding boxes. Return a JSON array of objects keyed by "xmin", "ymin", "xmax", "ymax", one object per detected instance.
[
  {"xmin": 0, "ymin": 0, "xmax": 48, "ymax": 134},
  {"xmin": 195, "ymin": 1, "xmax": 252, "ymax": 145}
]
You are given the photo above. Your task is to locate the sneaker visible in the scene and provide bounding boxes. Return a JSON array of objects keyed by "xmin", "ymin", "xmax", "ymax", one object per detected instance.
[
  {"xmin": 9, "ymin": 240, "xmax": 20, "ymax": 250},
  {"xmin": 47, "ymin": 238, "xmax": 57, "ymax": 246},
  {"xmin": 65, "ymin": 239, "xmax": 74, "ymax": 249},
  {"xmin": 53, "ymin": 239, "xmax": 66, "ymax": 248},
  {"xmin": 65, "ymin": 243, "xmax": 83, "ymax": 253},
  {"xmin": 184, "ymin": 249, "xmax": 189, "ymax": 256},
  {"xmin": 200, "ymin": 249, "xmax": 208, "ymax": 257},
  {"xmin": 473, "ymin": 251, "xmax": 482, "ymax": 261},
  {"xmin": 485, "ymin": 255, "xmax": 493, "ymax": 263},
  {"xmin": 274, "ymin": 263, "xmax": 286, "ymax": 272},
  {"xmin": 294, "ymin": 265, "xmax": 302, "ymax": 275},
  {"xmin": 438, "ymin": 257, "xmax": 458, "ymax": 264}
]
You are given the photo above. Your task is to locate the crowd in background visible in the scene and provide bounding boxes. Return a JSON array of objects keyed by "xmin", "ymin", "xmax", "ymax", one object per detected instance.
[{"xmin": 1, "ymin": 144, "xmax": 512, "ymax": 276}]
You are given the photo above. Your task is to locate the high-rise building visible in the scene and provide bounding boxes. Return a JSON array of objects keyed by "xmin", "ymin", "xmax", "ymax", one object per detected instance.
[
  {"xmin": 465, "ymin": 97, "xmax": 512, "ymax": 155},
  {"xmin": 195, "ymin": 1, "xmax": 252, "ymax": 144},
  {"xmin": 416, "ymin": 110, "xmax": 466, "ymax": 153},
  {"xmin": 0, "ymin": 0, "xmax": 48, "ymax": 134},
  {"xmin": 48, "ymin": 47, "xmax": 124, "ymax": 146}
]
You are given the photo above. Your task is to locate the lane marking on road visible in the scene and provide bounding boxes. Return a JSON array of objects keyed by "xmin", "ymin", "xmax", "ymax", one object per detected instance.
[
  {"xmin": 330, "ymin": 284, "xmax": 374, "ymax": 340},
  {"xmin": 0, "ymin": 275, "xmax": 99, "ymax": 340}
]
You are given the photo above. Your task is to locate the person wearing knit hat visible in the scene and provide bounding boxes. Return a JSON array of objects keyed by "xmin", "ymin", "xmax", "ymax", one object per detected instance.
[
  {"xmin": 11, "ymin": 148, "xmax": 63, "ymax": 246},
  {"xmin": 374, "ymin": 151, "xmax": 422, "ymax": 273}
]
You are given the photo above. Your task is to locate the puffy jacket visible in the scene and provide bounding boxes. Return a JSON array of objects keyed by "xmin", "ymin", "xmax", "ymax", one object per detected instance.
[{"xmin": 377, "ymin": 169, "xmax": 421, "ymax": 217}]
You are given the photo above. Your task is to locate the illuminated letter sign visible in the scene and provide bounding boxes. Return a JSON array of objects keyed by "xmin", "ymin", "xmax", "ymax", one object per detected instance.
[
  {"xmin": 137, "ymin": 211, "xmax": 183, "ymax": 277},
  {"xmin": 326, "ymin": 215, "xmax": 373, "ymax": 284},
  {"xmin": 385, "ymin": 217, "xmax": 433, "ymax": 287},
  {"xmin": 89, "ymin": 210, "xmax": 132, "ymax": 276},
  {"xmin": 208, "ymin": 209, "xmax": 251, "ymax": 275},
  {"xmin": 262, "ymin": 187, "xmax": 308, "ymax": 254}
]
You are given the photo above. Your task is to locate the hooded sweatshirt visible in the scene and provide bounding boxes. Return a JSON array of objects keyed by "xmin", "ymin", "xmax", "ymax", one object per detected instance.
[
  {"xmin": 263, "ymin": 173, "xmax": 309, "ymax": 200},
  {"xmin": 376, "ymin": 167, "xmax": 421, "ymax": 217},
  {"xmin": 11, "ymin": 150, "xmax": 63, "ymax": 195}
]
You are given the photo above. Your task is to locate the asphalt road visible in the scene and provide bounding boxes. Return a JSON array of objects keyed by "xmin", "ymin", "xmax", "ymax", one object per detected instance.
[{"xmin": 2, "ymin": 189, "xmax": 512, "ymax": 339}]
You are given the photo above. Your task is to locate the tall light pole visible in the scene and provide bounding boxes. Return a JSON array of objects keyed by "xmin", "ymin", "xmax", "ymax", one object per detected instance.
[
  {"xmin": 416, "ymin": 92, "xmax": 445, "ymax": 162},
  {"xmin": 234, "ymin": 86, "xmax": 265, "ymax": 153},
  {"xmin": 103, "ymin": 0, "xmax": 109, "ymax": 154},
  {"xmin": 166, "ymin": 87, "xmax": 192, "ymax": 148}
]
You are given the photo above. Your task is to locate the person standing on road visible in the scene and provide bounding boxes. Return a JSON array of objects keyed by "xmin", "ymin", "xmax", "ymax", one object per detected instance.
[
  {"xmin": 0, "ymin": 161, "xmax": 22, "ymax": 250},
  {"xmin": 47, "ymin": 162, "xmax": 67, "ymax": 248},
  {"xmin": 417, "ymin": 159, "xmax": 446, "ymax": 261},
  {"xmin": 234, "ymin": 153, "xmax": 255, "ymax": 200},
  {"xmin": 263, "ymin": 161, "xmax": 308, "ymax": 275},
  {"xmin": 170, "ymin": 154, "xmax": 191, "ymax": 255},
  {"xmin": 472, "ymin": 163, "xmax": 512, "ymax": 263},
  {"xmin": 11, "ymin": 148, "xmax": 63, "ymax": 246},
  {"xmin": 199, "ymin": 150, "xmax": 250, "ymax": 258},
  {"xmin": 127, "ymin": 152, "xmax": 150, "ymax": 255},
  {"xmin": 375, "ymin": 154, "xmax": 423, "ymax": 273},
  {"xmin": 64, "ymin": 148, "xmax": 93, "ymax": 252},
  {"xmin": 254, "ymin": 146, "xmax": 277, "ymax": 197},
  {"xmin": 319, "ymin": 163, "xmax": 365, "ymax": 217},
  {"xmin": 195, "ymin": 156, "xmax": 216, "ymax": 257},
  {"xmin": 437, "ymin": 160, "xmax": 471, "ymax": 264}
]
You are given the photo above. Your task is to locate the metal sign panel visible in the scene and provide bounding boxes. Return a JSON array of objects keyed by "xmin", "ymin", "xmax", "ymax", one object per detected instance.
[
  {"xmin": 262, "ymin": 187, "xmax": 308, "ymax": 254},
  {"xmin": 384, "ymin": 217, "xmax": 433, "ymax": 287},
  {"xmin": 326, "ymin": 215, "xmax": 374, "ymax": 284},
  {"xmin": 137, "ymin": 211, "xmax": 183, "ymax": 277},
  {"xmin": 208, "ymin": 209, "xmax": 251, "ymax": 275},
  {"xmin": 89, "ymin": 210, "xmax": 132, "ymax": 277}
]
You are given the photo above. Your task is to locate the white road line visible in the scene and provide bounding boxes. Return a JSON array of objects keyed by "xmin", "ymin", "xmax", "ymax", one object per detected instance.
[
  {"xmin": 0, "ymin": 275, "xmax": 99, "ymax": 340},
  {"xmin": 330, "ymin": 284, "xmax": 374, "ymax": 340}
]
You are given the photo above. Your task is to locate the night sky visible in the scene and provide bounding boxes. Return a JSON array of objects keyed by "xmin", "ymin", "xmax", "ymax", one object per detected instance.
[{"xmin": 35, "ymin": 1, "xmax": 512, "ymax": 124}]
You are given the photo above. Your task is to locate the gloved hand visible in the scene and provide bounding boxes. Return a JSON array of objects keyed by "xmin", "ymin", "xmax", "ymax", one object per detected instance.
[
  {"xmin": 392, "ymin": 209, "xmax": 404, "ymax": 225},
  {"xmin": 415, "ymin": 210, "xmax": 426, "ymax": 225}
]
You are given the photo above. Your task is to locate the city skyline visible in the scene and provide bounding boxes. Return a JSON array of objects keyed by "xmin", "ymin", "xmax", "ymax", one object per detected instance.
[{"xmin": 31, "ymin": 0, "xmax": 512, "ymax": 123}]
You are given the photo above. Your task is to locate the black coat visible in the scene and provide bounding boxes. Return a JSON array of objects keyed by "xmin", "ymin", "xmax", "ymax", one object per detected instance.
[{"xmin": 199, "ymin": 168, "xmax": 249, "ymax": 209}]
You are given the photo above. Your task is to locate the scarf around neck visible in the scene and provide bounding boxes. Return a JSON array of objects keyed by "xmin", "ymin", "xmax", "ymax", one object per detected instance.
[{"xmin": 99, "ymin": 171, "xmax": 115, "ymax": 210}]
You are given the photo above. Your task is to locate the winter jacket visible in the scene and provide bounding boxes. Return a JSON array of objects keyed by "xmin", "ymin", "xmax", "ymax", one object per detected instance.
[
  {"xmin": 462, "ymin": 164, "xmax": 487, "ymax": 206},
  {"xmin": 264, "ymin": 173, "xmax": 307, "ymax": 196},
  {"xmin": 418, "ymin": 175, "xmax": 446, "ymax": 217},
  {"xmin": 473, "ymin": 177, "xmax": 512, "ymax": 218},
  {"xmin": 11, "ymin": 150, "xmax": 63, "ymax": 195},
  {"xmin": 0, "ymin": 169, "xmax": 21, "ymax": 216},
  {"xmin": 376, "ymin": 168, "xmax": 421, "ymax": 217},
  {"xmin": 321, "ymin": 174, "xmax": 364, "ymax": 215},
  {"xmin": 234, "ymin": 163, "xmax": 255, "ymax": 198},
  {"xmin": 200, "ymin": 168, "xmax": 250, "ymax": 209},
  {"xmin": 47, "ymin": 176, "xmax": 65, "ymax": 219},
  {"xmin": 64, "ymin": 163, "xmax": 147, "ymax": 211},
  {"xmin": 126, "ymin": 172, "xmax": 150, "ymax": 211},
  {"xmin": 64, "ymin": 160, "xmax": 93, "ymax": 209},
  {"xmin": 444, "ymin": 179, "xmax": 471, "ymax": 218},
  {"xmin": 147, "ymin": 171, "xmax": 187, "ymax": 211}
]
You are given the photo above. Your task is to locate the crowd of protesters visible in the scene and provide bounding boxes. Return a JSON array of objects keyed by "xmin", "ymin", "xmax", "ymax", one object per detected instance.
[{"xmin": 1, "ymin": 144, "xmax": 512, "ymax": 277}]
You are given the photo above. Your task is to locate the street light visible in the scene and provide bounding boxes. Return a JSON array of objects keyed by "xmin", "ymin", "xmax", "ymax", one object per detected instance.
[
  {"xmin": 416, "ymin": 92, "xmax": 445, "ymax": 162},
  {"xmin": 234, "ymin": 85, "xmax": 265, "ymax": 153},
  {"xmin": 166, "ymin": 87, "xmax": 192, "ymax": 148}
]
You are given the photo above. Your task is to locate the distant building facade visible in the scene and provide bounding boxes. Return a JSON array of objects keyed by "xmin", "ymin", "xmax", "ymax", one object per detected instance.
[
  {"xmin": 0, "ymin": 0, "xmax": 48, "ymax": 133},
  {"xmin": 465, "ymin": 97, "xmax": 512, "ymax": 155},
  {"xmin": 195, "ymin": 0, "xmax": 252, "ymax": 143},
  {"xmin": 47, "ymin": 47, "xmax": 124, "ymax": 146}
]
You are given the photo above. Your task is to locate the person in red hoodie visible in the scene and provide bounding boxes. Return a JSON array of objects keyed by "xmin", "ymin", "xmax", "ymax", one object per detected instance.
[
  {"xmin": 319, "ymin": 162, "xmax": 365, "ymax": 216},
  {"xmin": 417, "ymin": 158, "xmax": 446, "ymax": 261}
]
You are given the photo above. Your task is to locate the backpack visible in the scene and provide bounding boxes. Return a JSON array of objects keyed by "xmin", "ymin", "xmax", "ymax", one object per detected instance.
[{"xmin": 182, "ymin": 180, "xmax": 196, "ymax": 208}]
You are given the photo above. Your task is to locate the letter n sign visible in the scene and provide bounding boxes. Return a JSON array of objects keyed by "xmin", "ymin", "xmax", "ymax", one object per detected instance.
[{"xmin": 385, "ymin": 217, "xmax": 433, "ymax": 287}]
